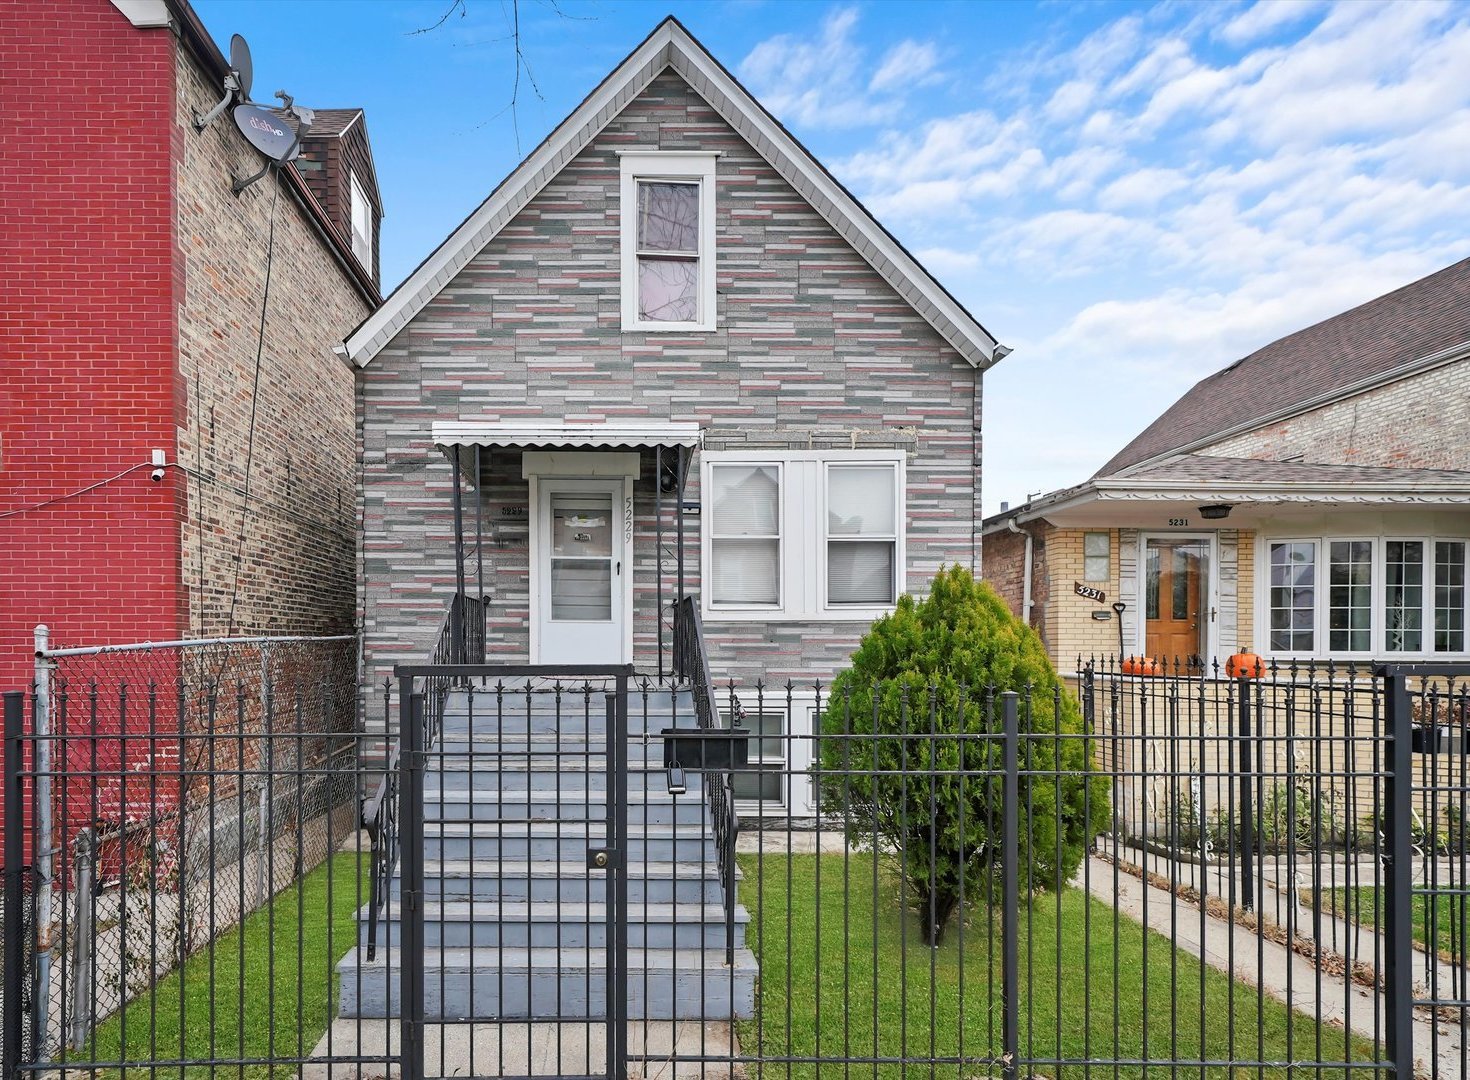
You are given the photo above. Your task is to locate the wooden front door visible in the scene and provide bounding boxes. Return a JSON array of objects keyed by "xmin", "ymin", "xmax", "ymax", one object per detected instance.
[{"xmin": 1145, "ymin": 539, "xmax": 1207, "ymax": 665}]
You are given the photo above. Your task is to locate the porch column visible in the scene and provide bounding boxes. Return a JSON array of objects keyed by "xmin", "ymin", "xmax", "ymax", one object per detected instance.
[{"xmin": 451, "ymin": 445, "xmax": 466, "ymax": 664}]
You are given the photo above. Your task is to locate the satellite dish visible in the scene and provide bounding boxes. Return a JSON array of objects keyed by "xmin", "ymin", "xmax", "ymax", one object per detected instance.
[
  {"xmin": 229, "ymin": 34, "xmax": 253, "ymax": 102},
  {"xmin": 233, "ymin": 104, "xmax": 297, "ymax": 161}
]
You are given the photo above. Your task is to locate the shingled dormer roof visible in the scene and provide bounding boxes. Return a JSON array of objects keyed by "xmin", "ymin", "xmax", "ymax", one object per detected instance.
[
  {"xmin": 1096, "ymin": 258, "xmax": 1470, "ymax": 478},
  {"xmin": 341, "ymin": 16, "xmax": 1004, "ymax": 369}
]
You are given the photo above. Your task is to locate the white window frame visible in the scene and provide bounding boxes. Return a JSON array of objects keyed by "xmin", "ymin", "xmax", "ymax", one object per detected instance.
[
  {"xmin": 349, "ymin": 170, "xmax": 374, "ymax": 276},
  {"xmin": 1325, "ymin": 536, "xmax": 1376, "ymax": 656},
  {"xmin": 1256, "ymin": 534, "xmax": 1470, "ymax": 659},
  {"xmin": 722, "ymin": 691, "xmax": 819, "ymax": 819},
  {"xmin": 619, "ymin": 152, "xmax": 718, "ymax": 333},
  {"xmin": 701, "ymin": 450, "xmax": 906, "ymax": 623},
  {"xmin": 706, "ymin": 460, "xmax": 784, "ymax": 612}
]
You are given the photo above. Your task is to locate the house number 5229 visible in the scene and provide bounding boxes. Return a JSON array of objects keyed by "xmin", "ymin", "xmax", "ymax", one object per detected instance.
[{"xmin": 1168, "ymin": 518, "xmax": 1189, "ymax": 527}]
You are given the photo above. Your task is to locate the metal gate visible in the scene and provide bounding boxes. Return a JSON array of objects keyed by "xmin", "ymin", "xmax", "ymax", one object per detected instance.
[{"xmin": 390, "ymin": 664, "xmax": 631, "ymax": 1080}]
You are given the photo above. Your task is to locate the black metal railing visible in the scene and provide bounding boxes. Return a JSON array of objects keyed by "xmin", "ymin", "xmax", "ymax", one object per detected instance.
[
  {"xmin": 365, "ymin": 593, "xmax": 483, "ymax": 961},
  {"xmin": 672, "ymin": 596, "xmax": 741, "ymax": 965}
]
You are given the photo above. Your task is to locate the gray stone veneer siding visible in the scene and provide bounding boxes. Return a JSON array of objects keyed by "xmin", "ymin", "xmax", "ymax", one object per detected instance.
[{"xmin": 358, "ymin": 72, "xmax": 980, "ymax": 709}]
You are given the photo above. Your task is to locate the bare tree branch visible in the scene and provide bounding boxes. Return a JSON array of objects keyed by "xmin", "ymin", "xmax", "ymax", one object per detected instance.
[{"xmin": 407, "ymin": 0, "xmax": 467, "ymax": 36}]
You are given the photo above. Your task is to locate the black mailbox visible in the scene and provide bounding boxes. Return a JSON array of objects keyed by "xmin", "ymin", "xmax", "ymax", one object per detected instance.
[{"xmin": 661, "ymin": 727, "xmax": 751, "ymax": 772}]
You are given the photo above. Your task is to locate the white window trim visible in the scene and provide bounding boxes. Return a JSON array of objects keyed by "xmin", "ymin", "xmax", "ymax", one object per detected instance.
[
  {"xmin": 1255, "ymin": 533, "xmax": 1470, "ymax": 659},
  {"xmin": 619, "ymin": 152, "xmax": 717, "ymax": 333},
  {"xmin": 701, "ymin": 449, "xmax": 906, "ymax": 623},
  {"xmin": 722, "ymin": 690, "xmax": 819, "ymax": 819}
]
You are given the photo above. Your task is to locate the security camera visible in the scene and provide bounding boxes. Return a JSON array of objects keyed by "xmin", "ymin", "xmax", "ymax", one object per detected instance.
[
  {"xmin": 150, "ymin": 449, "xmax": 167, "ymax": 482},
  {"xmin": 151, "ymin": 467, "xmax": 166, "ymax": 482}
]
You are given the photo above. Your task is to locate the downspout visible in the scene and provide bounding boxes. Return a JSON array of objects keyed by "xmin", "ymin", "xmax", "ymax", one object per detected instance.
[{"xmin": 1006, "ymin": 519, "xmax": 1034, "ymax": 624}]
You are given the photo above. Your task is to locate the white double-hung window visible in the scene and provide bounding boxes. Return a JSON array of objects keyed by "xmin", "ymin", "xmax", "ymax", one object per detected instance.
[
  {"xmin": 619, "ymin": 152, "xmax": 717, "ymax": 332},
  {"xmin": 703, "ymin": 451, "xmax": 904, "ymax": 619}
]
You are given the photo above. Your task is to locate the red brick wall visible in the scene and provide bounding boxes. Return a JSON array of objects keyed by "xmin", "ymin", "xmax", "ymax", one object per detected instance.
[{"xmin": 0, "ymin": 1, "xmax": 182, "ymax": 691}]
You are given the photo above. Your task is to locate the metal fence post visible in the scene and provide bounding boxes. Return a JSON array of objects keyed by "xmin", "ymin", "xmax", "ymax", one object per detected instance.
[
  {"xmin": 4, "ymin": 691, "xmax": 27, "ymax": 1080},
  {"xmin": 398, "ymin": 684, "xmax": 425, "ymax": 1080},
  {"xmin": 29, "ymin": 627, "xmax": 53, "ymax": 1063},
  {"xmin": 66, "ymin": 829, "xmax": 94, "ymax": 1052},
  {"xmin": 1000, "ymin": 690, "xmax": 1019, "ymax": 1080},
  {"xmin": 1237, "ymin": 675, "xmax": 1254, "ymax": 912},
  {"xmin": 1382, "ymin": 670, "xmax": 1415, "ymax": 1078}
]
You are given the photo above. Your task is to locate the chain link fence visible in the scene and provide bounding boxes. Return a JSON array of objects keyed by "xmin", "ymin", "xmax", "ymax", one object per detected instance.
[{"xmin": 23, "ymin": 635, "xmax": 360, "ymax": 1061}]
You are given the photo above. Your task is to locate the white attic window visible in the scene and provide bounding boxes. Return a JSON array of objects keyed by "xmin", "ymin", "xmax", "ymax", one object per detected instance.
[
  {"xmin": 350, "ymin": 170, "xmax": 374, "ymax": 277},
  {"xmin": 619, "ymin": 152, "xmax": 717, "ymax": 332}
]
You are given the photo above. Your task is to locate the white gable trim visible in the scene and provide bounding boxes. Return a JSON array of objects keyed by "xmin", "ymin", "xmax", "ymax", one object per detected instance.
[{"xmin": 342, "ymin": 18, "xmax": 1004, "ymax": 370}]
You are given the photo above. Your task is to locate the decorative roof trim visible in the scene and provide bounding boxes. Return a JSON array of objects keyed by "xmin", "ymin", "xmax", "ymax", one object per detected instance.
[
  {"xmin": 342, "ymin": 17, "xmax": 1002, "ymax": 369},
  {"xmin": 432, "ymin": 420, "xmax": 703, "ymax": 450}
]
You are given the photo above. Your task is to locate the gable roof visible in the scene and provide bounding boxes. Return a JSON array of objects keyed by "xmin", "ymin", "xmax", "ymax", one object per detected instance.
[
  {"xmin": 341, "ymin": 16, "xmax": 1004, "ymax": 369},
  {"xmin": 1096, "ymin": 258, "xmax": 1470, "ymax": 477}
]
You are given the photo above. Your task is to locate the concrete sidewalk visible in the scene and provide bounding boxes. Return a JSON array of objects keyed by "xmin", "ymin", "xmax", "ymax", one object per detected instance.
[{"xmin": 1082, "ymin": 853, "xmax": 1464, "ymax": 1079}]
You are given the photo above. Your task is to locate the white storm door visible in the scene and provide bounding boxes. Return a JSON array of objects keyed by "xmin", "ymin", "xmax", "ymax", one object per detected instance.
[{"xmin": 534, "ymin": 479, "xmax": 629, "ymax": 665}]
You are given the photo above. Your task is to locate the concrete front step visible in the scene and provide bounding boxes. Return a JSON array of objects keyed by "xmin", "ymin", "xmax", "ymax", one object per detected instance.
[
  {"xmin": 437, "ymin": 695, "xmax": 700, "ymax": 737},
  {"xmin": 358, "ymin": 899, "xmax": 748, "ymax": 949},
  {"xmin": 336, "ymin": 945, "xmax": 757, "ymax": 1021},
  {"xmin": 394, "ymin": 859, "xmax": 732, "ymax": 904},
  {"xmin": 424, "ymin": 821, "xmax": 716, "ymax": 863},
  {"xmin": 419, "ymin": 789, "xmax": 713, "ymax": 827},
  {"xmin": 420, "ymin": 765, "xmax": 703, "ymax": 798}
]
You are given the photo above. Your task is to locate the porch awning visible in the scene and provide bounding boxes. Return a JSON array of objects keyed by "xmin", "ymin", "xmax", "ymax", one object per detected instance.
[{"xmin": 432, "ymin": 421, "xmax": 702, "ymax": 450}]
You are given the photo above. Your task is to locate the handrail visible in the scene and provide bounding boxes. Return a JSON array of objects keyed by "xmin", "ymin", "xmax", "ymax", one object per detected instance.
[
  {"xmin": 672, "ymin": 596, "xmax": 741, "ymax": 965},
  {"xmin": 364, "ymin": 591, "xmax": 483, "ymax": 958}
]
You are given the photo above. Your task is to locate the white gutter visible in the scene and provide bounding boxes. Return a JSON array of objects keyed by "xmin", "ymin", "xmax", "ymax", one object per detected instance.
[{"xmin": 1007, "ymin": 518, "xmax": 1034, "ymax": 622}]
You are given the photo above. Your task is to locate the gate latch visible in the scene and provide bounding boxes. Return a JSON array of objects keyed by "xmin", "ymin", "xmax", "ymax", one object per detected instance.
[{"xmin": 587, "ymin": 847, "xmax": 618, "ymax": 870}]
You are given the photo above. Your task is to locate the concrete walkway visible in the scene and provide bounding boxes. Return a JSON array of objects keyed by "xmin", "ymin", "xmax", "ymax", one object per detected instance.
[{"xmin": 1085, "ymin": 852, "xmax": 1464, "ymax": 1079}]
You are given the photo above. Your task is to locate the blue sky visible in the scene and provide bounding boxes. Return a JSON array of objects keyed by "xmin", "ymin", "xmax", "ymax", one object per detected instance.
[{"xmin": 195, "ymin": 0, "xmax": 1470, "ymax": 514}]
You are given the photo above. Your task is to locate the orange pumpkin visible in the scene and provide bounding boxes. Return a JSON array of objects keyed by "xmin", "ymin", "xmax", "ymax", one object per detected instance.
[
  {"xmin": 1226, "ymin": 651, "xmax": 1265, "ymax": 679},
  {"xmin": 1121, "ymin": 655, "xmax": 1160, "ymax": 677}
]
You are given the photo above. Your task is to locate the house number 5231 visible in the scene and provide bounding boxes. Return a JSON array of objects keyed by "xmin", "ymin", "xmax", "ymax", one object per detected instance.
[{"xmin": 1168, "ymin": 518, "xmax": 1189, "ymax": 527}]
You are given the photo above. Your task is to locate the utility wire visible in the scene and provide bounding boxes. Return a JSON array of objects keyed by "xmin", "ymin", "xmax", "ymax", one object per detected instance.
[
  {"xmin": 0, "ymin": 464, "xmax": 153, "ymax": 520},
  {"xmin": 224, "ymin": 177, "xmax": 281, "ymax": 638}
]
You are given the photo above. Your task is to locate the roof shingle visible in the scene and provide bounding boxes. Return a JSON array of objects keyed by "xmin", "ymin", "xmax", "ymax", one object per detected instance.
[{"xmin": 1096, "ymin": 259, "xmax": 1470, "ymax": 477}]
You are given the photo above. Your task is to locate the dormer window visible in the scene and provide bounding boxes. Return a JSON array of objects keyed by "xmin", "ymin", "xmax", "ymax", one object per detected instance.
[
  {"xmin": 350, "ymin": 170, "xmax": 374, "ymax": 277},
  {"xmin": 620, "ymin": 152, "xmax": 716, "ymax": 332}
]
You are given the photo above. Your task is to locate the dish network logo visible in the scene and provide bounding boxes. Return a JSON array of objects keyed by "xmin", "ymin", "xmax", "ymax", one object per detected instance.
[{"xmin": 247, "ymin": 113, "xmax": 285, "ymax": 137}]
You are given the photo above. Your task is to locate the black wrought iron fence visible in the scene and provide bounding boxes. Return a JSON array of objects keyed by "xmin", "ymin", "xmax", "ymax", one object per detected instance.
[{"xmin": 6, "ymin": 654, "xmax": 1466, "ymax": 1080}]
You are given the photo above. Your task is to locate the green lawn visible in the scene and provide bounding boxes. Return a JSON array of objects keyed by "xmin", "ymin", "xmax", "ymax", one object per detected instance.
[
  {"xmin": 79, "ymin": 850, "xmax": 367, "ymax": 1079},
  {"xmin": 1318, "ymin": 885, "xmax": 1470, "ymax": 954},
  {"xmin": 736, "ymin": 851, "xmax": 1380, "ymax": 1079}
]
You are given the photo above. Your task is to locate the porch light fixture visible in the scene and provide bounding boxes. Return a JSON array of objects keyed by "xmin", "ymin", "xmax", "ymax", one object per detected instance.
[{"xmin": 1199, "ymin": 504, "xmax": 1233, "ymax": 520}]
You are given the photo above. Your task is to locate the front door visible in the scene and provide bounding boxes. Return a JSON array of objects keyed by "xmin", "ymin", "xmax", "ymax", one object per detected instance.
[
  {"xmin": 534, "ymin": 478, "xmax": 629, "ymax": 665},
  {"xmin": 1145, "ymin": 538, "xmax": 1208, "ymax": 666}
]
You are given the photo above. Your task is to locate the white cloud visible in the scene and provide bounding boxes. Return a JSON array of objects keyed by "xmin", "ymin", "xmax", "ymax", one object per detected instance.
[
  {"xmin": 870, "ymin": 40, "xmax": 939, "ymax": 93},
  {"xmin": 738, "ymin": 0, "xmax": 1470, "ymax": 508},
  {"xmin": 1218, "ymin": 0, "xmax": 1328, "ymax": 46},
  {"xmin": 738, "ymin": 9, "xmax": 944, "ymax": 129}
]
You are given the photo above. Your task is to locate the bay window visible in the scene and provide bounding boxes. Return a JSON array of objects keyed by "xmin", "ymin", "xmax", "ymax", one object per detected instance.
[
  {"xmin": 703, "ymin": 451, "xmax": 905, "ymax": 619},
  {"xmin": 1264, "ymin": 535, "xmax": 1470, "ymax": 656}
]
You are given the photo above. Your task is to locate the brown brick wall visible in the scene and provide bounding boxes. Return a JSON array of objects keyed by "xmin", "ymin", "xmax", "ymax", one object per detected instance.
[
  {"xmin": 982, "ymin": 521, "xmax": 1053, "ymax": 653},
  {"xmin": 1204, "ymin": 358, "xmax": 1470, "ymax": 469},
  {"xmin": 174, "ymin": 46, "xmax": 369, "ymax": 639}
]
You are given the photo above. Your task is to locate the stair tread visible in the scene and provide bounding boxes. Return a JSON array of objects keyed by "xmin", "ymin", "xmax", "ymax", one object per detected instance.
[
  {"xmin": 414, "ymin": 858, "xmax": 733, "ymax": 879},
  {"xmin": 360, "ymin": 899, "xmax": 748, "ymax": 923},
  {"xmin": 419, "ymin": 787, "xmax": 707, "ymax": 803},
  {"xmin": 424, "ymin": 821, "xmax": 710, "ymax": 837},
  {"xmin": 338, "ymin": 945, "xmax": 758, "ymax": 972}
]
